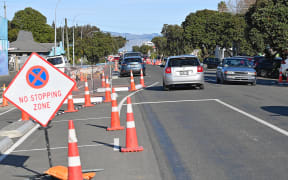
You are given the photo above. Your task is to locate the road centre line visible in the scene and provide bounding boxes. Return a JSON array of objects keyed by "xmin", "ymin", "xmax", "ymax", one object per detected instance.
[
  {"xmin": 12, "ymin": 144, "xmax": 104, "ymax": 153},
  {"xmin": 0, "ymin": 107, "xmax": 17, "ymax": 116},
  {"xmin": 215, "ymin": 99, "xmax": 288, "ymax": 137},
  {"xmin": 126, "ymin": 98, "xmax": 288, "ymax": 138},
  {"xmin": 53, "ymin": 117, "xmax": 110, "ymax": 123},
  {"xmin": 118, "ymin": 81, "xmax": 159, "ymax": 116}
]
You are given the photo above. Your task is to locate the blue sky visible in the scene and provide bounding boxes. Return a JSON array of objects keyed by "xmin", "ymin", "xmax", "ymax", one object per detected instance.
[{"xmin": 3, "ymin": 0, "xmax": 219, "ymax": 34}]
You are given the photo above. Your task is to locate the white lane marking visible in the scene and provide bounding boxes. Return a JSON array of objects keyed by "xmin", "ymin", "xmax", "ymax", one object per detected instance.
[
  {"xmin": 129, "ymin": 99, "xmax": 217, "ymax": 105},
  {"xmin": 0, "ymin": 107, "xmax": 17, "ymax": 116},
  {"xmin": 118, "ymin": 82, "xmax": 159, "ymax": 116},
  {"xmin": 53, "ymin": 117, "xmax": 110, "ymax": 123},
  {"xmin": 12, "ymin": 144, "xmax": 104, "ymax": 153},
  {"xmin": 215, "ymin": 99, "xmax": 288, "ymax": 137},
  {"xmin": 113, "ymin": 138, "xmax": 120, "ymax": 151},
  {"xmin": 0, "ymin": 124, "xmax": 40, "ymax": 162}
]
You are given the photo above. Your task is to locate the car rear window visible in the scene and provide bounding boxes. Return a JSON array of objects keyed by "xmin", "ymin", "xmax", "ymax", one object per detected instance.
[
  {"xmin": 47, "ymin": 57, "xmax": 63, "ymax": 65},
  {"xmin": 224, "ymin": 59, "xmax": 250, "ymax": 67},
  {"xmin": 124, "ymin": 53, "xmax": 141, "ymax": 58},
  {"xmin": 124, "ymin": 58, "xmax": 142, "ymax": 63},
  {"xmin": 168, "ymin": 58, "xmax": 200, "ymax": 67}
]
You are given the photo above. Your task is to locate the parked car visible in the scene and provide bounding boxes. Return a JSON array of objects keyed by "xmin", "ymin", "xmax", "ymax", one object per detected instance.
[
  {"xmin": 216, "ymin": 57, "xmax": 256, "ymax": 85},
  {"xmin": 162, "ymin": 55, "xmax": 204, "ymax": 90},
  {"xmin": 120, "ymin": 56, "xmax": 145, "ymax": 76},
  {"xmin": 254, "ymin": 57, "xmax": 282, "ymax": 78},
  {"xmin": 280, "ymin": 58, "xmax": 288, "ymax": 78},
  {"xmin": 46, "ymin": 55, "xmax": 69, "ymax": 73},
  {"xmin": 203, "ymin": 57, "xmax": 220, "ymax": 69}
]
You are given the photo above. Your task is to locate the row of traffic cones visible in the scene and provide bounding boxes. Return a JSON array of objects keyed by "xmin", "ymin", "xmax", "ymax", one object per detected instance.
[
  {"xmin": 130, "ymin": 69, "xmax": 146, "ymax": 92},
  {"xmin": 278, "ymin": 71, "xmax": 288, "ymax": 84}
]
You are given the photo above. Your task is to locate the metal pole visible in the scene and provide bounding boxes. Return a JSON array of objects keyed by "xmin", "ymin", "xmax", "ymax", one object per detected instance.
[
  {"xmin": 44, "ymin": 128, "xmax": 53, "ymax": 168},
  {"xmin": 73, "ymin": 26, "xmax": 75, "ymax": 67},
  {"xmin": 54, "ymin": 0, "xmax": 61, "ymax": 56}
]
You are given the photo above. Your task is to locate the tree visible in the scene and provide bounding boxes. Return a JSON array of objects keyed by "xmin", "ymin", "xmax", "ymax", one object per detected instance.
[
  {"xmin": 132, "ymin": 46, "xmax": 141, "ymax": 52},
  {"xmin": 152, "ymin": 36, "xmax": 167, "ymax": 57},
  {"xmin": 245, "ymin": 0, "xmax": 288, "ymax": 58},
  {"xmin": 226, "ymin": 0, "xmax": 256, "ymax": 14},
  {"xmin": 9, "ymin": 7, "xmax": 54, "ymax": 42},
  {"xmin": 218, "ymin": 1, "xmax": 228, "ymax": 12}
]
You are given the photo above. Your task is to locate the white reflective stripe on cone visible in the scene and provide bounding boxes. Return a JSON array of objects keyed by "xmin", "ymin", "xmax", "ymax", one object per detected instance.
[
  {"xmin": 85, "ymin": 82, "xmax": 88, "ymax": 86},
  {"xmin": 127, "ymin": 121, "xmax": 135, "ymax": 128},
  {"xmin": 68, "ymin": 95, "xmax": 73, "ymax": 99},
  {"xmin": 85, "ymin": 91, "xmax": 90, "ymax": 95},
  {"xmin": 131, "ymin": 79, "xmax": 134, "ymax": 82},
  {"xmin": 68, "ymin": 129, "xmax": 78, "ymax": 143},
  {"xmin": 127, "ymin": 104, "xmax": 133, "ymax": 113},
  {"xmin": 112, "ymin": 94, "xmax": 116, "ymax": 100},
  {"xmin": 68, "ymin": 156, "xmax": 81, "ymax": 167},
  {"xmin": 106, "ymin": 88, "xmax": 111, "ymax": 91},
  {"xmin": 112, "ymin": 107, "xmax": 118, "ymax": 112}
]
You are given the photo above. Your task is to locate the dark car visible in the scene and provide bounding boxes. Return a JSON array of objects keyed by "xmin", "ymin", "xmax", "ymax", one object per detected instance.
[
  {"xmin": 120, "ymin": 56, "xmax": 145, "ymax": 76},
  {"xmin": 203, "ymin": 57, "xmax": 220, "ymax": 69},
  {"xmin": 255, "ymin": 57, "xmax": 282, "ymax": 78}
]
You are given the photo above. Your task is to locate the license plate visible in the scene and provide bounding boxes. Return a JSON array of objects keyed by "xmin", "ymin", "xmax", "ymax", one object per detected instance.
[{"xmin": 180, "ymin": 71, "xmax": 188, "ymax": 75}]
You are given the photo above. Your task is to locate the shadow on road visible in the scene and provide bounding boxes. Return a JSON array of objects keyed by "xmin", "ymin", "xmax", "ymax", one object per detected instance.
[
  {"xmin": 261, "ymin": 106, "xmax": 288, "ymax": 116},
  {"xmin": 93, "ymin": 141, "xmax": 119, "ymax": 151},
  {"xmin": 0, "ymin": 154, "xmax": 42, "ymax": 178},
  {"xmin": 86, "ymin": 123, "xmax": 107, "ymax": 130}
]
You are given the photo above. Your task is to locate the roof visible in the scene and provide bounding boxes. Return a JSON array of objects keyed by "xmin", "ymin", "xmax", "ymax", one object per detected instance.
[
  {"xmin": 9, "ymin": 31, "xmax": 53, "ymax": 53},
  {"xmin": 168, "ymin": 55, "xmax": 198, "ymax": 59}
]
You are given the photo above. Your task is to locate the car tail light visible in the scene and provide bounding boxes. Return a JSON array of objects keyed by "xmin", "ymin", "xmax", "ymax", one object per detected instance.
[
  {"xmin": 165, "ymin": 67, "xmax": 171, "ymax": 74},
  {"xmin": 197, "ymin": 66, "xmax": 203, "ymax": 72},
  {"xmin": 281, "ymin": 60, "xmax": 286, "ymax": 64}
]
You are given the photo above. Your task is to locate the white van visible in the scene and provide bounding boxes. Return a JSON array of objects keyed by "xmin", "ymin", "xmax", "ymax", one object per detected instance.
[{"xmin": 46, "ymin": 55, "xmax": 69, "ymax": 73}]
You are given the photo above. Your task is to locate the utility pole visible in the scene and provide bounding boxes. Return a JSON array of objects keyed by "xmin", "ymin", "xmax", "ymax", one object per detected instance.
[
  {"xmin": 4, "ymin": 1, "xmax": 7, "ymax": 18},
  {"xmin": 65, "ymin": 18, "xmax": 70, "ymax": 62}
]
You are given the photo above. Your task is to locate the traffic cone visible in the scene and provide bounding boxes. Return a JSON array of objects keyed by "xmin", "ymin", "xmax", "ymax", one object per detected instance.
[
  {"xmin": 121, "ymin": 97, "xmax": 144, "ymax": 152},
  {"xmin": 1, "ymin": 84, "xmax": 8, "ymax": 107},
  {"xmin": 83, "ymin": 79, "xmax": 94, "ymax": 107},
  {"xmin": 129, "ymin": 70, "xmax": 136, "ymax": 91},
  {"xmin": 68, "ymin": 120, "xmax": 83, "ymax": 180},
  {"xmin": 21, "ymin": 111, "xmax": 29, "ymax": 121},
  {"xmin": 107, "ymin": 88, "xmax": 124, "ymax": 131},
  {"xmin": 101, "ymin": 71, "xmax": 106, "ymax": 88},
  {"xmin": 104, "ymin": 76, "xmax": 111, "ymax": 103},
  {"xmin": 114, "ymin": 60, "xmax": 119, "ymax": 71},
  {"xmin": 65, "ymin": 92, "xmax": 78, "ymax": 112},
  {"xmin": 140, "ymin": 69, "xmax": 146, "ymax": 87},
  {"xmin": 80, "ymin": 72, "xmax": 84, "ymax": 82},
  {"xmin": 278, "ymin": 71, "xmax": 283, "ymax": 83}
]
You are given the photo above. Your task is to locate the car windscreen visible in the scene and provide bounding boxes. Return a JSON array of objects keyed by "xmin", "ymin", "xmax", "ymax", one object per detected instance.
[
  {"xmin": 168, "ymin": 58, "xmax": 200, "ymax": 67},
  {"xmin": 124, "ymin": 58, "xmax": 142, "ymax": 63},
  {"xmin": 47, "ymin": 57, "xmax": 63, "ymax": 65},
  {"xmin": 223, "ymin": 59, "xmax": 250, "ymax": 67}
]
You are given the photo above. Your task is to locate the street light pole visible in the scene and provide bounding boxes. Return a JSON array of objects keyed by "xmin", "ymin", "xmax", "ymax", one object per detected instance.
[
  {"xmin": 54, "ymin": 0, "xmax": 61, "ymax": 56},
  {"xmin": 73, "ymin": 26, "xmax": 75, "ymax": 67}
]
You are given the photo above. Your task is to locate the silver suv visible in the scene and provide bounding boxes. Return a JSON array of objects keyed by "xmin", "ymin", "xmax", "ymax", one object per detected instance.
[{"xmin": 162, "ymin": 55, "xmax": 204, "ymax": 90}]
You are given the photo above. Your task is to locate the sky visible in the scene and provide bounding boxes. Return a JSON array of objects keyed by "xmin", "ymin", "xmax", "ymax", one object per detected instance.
[{"xmin": 1, "ymin": 0, "xmax": 220, "ymax": 34}]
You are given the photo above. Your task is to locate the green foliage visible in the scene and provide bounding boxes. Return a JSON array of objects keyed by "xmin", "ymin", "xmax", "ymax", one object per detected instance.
[
  {"xmin": 132, "ymin": 46, "xmax": 141, "ymax": 52},
  {"xmin": 245, "ymin": 0, "xmax": 288, "ymax": 57},
  {"xmin": 151, "ymin": 36, "xmax": 167, "ymax": 56},
  {"xmin": 9, "ymin": 7, "xmax": 54, "ymax": 42}
]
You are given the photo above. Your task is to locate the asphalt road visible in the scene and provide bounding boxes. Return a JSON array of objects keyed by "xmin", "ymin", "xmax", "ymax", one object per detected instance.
[{"xmin": 0, "ymin": 65, "xmax": 288, "ymax": 180}]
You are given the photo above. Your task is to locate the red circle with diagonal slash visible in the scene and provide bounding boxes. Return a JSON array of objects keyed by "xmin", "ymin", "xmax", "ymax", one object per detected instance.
[{"xmin": 26, "ymin": 65, "xmax": 49, "ymax": 89}]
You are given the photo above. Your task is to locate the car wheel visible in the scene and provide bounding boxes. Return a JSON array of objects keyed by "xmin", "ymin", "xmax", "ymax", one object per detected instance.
[
  {"xmin": 199, "ymin": 84, "xmax": 204, "ymax": 89},
  {"xmin": 163, "ymin": 81, "xmax": 169, "ymax": 91},
  {"xmin": 251, "ymin": 81, "xmax": 256, "ymax": 86}
]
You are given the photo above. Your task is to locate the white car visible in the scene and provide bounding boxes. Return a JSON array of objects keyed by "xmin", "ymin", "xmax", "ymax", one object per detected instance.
[
  {"xmin": 280, "ymin": 58, "xmax": 288, "ymax": 77},
  {"xmin": 46, "ymin": 55, "xmax": 69, "ymax": 73}
]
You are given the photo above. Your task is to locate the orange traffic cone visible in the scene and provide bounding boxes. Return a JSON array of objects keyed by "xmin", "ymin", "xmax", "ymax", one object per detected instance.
[
  {"xmin": 83, "ymin": 79, "xmax": 94, "ymax": 107},
  {"xmin": 68, "ymin": 120, "xmax": 83, "ymax": 180},
  {"xmin": 104, "ymin": 76, "xmax": 111, "ymax": 103},
  {"xmin": 114, "ymin": 60, "xmax": 119, "ymax": 71},
  {"xmin": 129, "ymin": 70, "xmax": 136, "ymax": 91},
  {"xmin": 140, "ymin": 69, "xmax": 146, "ymax": 87},
  {"xmin": 21, "ymin": 111, "xmax": 30, "ymax": 121},
  {"xmin": 65, "ymin": 92, "xmax": 78, "ymax": 112},
  {"xmin": 1, "ymin": 84, "xmax": 8, "ymax": 107},
  {"xmin": 101, "ymin": 71, "xmax": 106, "ymax": 88},
  {"xmin": 107, "ymin": 88, "xmax": 124, "ymax": 131},
  {"xmin": 80, "ymin": 72, "xmax": 84, "ymax": 82},
  {"xmin": 121, "ymin": 97, "xmax": 144, "ymax": 152},
  {"xmin": 279, "ymin": 71, "xmax": 283, "ymax": 83}
]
